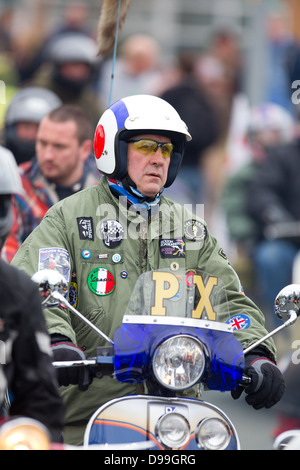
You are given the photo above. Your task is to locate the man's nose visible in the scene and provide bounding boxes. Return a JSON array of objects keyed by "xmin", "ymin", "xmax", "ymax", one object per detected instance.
[
  {"xmin": 149, "ymin": 147, "xmax": 164, "ymax": 164},
  {"xmin": 41, "ymin": 145, "xmax": 55, "ymax": 159}
]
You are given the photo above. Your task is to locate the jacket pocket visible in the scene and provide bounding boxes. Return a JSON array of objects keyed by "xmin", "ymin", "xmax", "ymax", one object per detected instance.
[{"xmin": 74, "ymin": 305, "xmax": 110, "ymax": 353}]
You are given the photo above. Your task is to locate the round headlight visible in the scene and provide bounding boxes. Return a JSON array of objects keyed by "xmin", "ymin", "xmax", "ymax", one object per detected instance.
[
  {"xmin": 0, "ymin": 418, "xmax": 51, "ymax": 450},
  {"xmin": 196, "ymin": 418, "xmax": 231, "ymax": 450},
  {"xmin": 156, "ymin": 412, "xmax": 190, "ymax": 448},
  {"xmin": 152, "ymin": 335, "xmax": 206, "ymax": 390}
]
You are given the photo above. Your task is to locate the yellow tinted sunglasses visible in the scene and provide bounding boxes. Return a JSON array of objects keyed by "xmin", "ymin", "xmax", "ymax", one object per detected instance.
[{"xmin": 128, "ymin": 138, "xmax": 174, "ymax": 158}]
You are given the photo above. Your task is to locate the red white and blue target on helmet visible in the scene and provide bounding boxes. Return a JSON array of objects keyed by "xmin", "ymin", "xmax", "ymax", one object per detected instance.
[{"xmin": 94, "ymin": 94, "xmax": 192, "ymax": 187}]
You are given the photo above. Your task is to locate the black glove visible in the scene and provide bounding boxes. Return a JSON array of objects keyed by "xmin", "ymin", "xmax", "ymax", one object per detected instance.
[
  {"xmin": 51, "ymin": 338, "xmax": 93, "ymax": 391},
  {"xmin": 231, "ymin": 353, "xmax": 285, "ymax": 409}
]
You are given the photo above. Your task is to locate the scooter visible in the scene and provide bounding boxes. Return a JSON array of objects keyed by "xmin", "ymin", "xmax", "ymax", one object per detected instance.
[{"xmin": 2, "ymin": 269, "xmax": 299, "ymax": 450}]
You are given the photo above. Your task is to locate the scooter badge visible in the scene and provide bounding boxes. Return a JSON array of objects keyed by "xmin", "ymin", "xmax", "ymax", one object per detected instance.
[{"xmin": 87, "ymin": 267, "xmax": 115, "ymax": 296}]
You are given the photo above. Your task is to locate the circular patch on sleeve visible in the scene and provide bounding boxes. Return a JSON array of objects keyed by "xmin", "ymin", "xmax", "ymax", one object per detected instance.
[
  {"xmin": 87, "ymin": 267, "xmax": 115, "ymax": 296},
  {"xmin": 226, "ymin": 314, "xmax": 251, "ymax": 331}
]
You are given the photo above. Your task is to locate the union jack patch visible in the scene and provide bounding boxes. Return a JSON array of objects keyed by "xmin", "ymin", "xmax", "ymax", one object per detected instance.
[{"xmin": 226, "ymin": 314, "xmax": 251, "ymax": 331}]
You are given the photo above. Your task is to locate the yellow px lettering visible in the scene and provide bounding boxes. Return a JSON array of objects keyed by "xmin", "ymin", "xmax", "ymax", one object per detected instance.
[
  {"xmin": 192, "ymin": 275, "xmax": 217, "ymax": 320},
  {"xmin": 151, "ymin": 271, "xmax": 179, "ymax": 316}
]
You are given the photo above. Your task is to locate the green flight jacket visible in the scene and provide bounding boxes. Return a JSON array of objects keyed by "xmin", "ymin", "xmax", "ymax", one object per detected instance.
[{"xmin": 12, "ymin": 176, "xmax": 276, "ymax": 445}]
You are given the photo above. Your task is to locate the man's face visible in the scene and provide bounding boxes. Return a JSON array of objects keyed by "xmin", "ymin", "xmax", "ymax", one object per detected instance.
[
  {"xmin": 59, "ymin": 62, "xmax": 92, "ymax": 82},
  {"xmin": 15, "ymin": 121, "xmax": 39, "ymax": 141},
  {"xmin": 127, "ymin": 134, "xmax": 171, "ymax": 197},
  {"xmin": 36, "ymin": 116, "xmax": 90, "ymax": 186}
]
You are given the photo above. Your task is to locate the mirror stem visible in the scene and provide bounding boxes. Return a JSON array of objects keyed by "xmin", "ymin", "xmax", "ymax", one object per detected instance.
[
  {"xmin": 51, "ymin": 291, "xmax": 115, "ymax": 346},
  {"xmin": 243, "ymin": 311, "xmax": 298, "ymax": 355}
]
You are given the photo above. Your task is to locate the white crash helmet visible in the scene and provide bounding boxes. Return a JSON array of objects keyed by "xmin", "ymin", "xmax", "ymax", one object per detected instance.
[
  {"xmin": 45, "ymin": 33, "xmax": 99, "ymax": 66},
  {"xmin": 94, "ymin": 94, "xmax": 192, "ymax": 188},
  {"xmin": 247, "ymin": 103, "xmax": 295, "ymax": 144},
  {"xmin": 0, "ymin": 146, "xmax": 23, "ymax": 249},
  {"xmin": 5, "ymin": 87, "xmax": 62, "ymax": 164}
]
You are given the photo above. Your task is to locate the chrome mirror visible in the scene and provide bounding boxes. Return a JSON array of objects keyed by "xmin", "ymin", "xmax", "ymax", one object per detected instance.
[
  {"xmin": 31, "ymin": 269, "xmax": 114, "ymax": 345},
  {"xmin": 274, "ymin": 284, "xmax": 300, "ymax": 322},
  {"xmin": 31, "ymin": 269, "xmax": 68, "ymax": 308}
]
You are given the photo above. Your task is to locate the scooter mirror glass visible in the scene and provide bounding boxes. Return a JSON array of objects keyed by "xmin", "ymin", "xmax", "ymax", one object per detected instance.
[
  {"xmin": 31, "ymin": 269, "xmax": 68, "ymax": 308},
  {"xmin": 274, "ymin": 284, "xmax": 300, "ymax": 321}
]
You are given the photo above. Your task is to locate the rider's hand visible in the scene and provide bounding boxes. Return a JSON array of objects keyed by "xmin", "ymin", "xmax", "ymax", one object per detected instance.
[
  {"xmin": 51, "ymin": 337, "xmax": 93, "ymax": 391},
  {"xmin": 231, "ymin": 353, "xmax": 285, "ymax": 409}
]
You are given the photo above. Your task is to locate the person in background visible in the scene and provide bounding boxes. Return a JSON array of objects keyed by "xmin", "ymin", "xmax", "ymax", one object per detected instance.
[
  {"xmin": 29, "ymin": 32, "xmax": 104, "ymax": 127},
  {"xmin": 47, "ymin": 1, "xmax": 91, "ymax": 39},
  {"xmin": 97, "ymin": 34, "xmax": 162, "ymax": 106},
  {"xmin": 1, "ymin": 104, "xmax": 99, "ymax": 263},
  {"xmin": 160, "ymin": 51, "xmax": 221, "ymax": 205},
  {"xmin": 2, "ymin": 86, "xmax": 62, "ymax": 165},
  {"xmin": 245, "ymin": 104, "xmax": 299, "ymax": 332},
  {"xmin": 0, "ymin": 146, "xmax": 64, "ymax": 443},
  {"xmin": 223, "ymin": 103, "xmax": 296, "ymax": 308},
  {"xmin": 242, "ymin": 105, "xmax": 300, "ymax": 441}
]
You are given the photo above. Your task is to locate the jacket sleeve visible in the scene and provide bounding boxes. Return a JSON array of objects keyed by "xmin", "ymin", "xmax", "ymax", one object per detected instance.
[{"xmin": 11, "ymin": 207, "xmax": 77, "ymax": 345}]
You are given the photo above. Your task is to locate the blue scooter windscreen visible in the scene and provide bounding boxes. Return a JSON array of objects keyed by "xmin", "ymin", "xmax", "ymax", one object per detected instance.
[{"xmin": 113, "ymin": 322, "xmax": 244, "ymax": 391}]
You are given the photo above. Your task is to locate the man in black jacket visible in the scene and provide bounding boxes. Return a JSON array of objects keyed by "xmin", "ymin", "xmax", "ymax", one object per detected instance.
[
  {"xmin": 246, "ymin": 137, "xmax": 300, "ymax": 436},
  {"xmin": 0, "ymin": 145, "xmax": 64, "ymax": 444},
  {"xmin": 247, "ymin": 139, "xmax": 300, "ymax": 327}
]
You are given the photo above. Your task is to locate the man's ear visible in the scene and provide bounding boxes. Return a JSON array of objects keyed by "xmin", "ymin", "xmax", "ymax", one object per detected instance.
[{"xmin": 80, "ymin": 139, "xmax": 93, "ymax": 161}]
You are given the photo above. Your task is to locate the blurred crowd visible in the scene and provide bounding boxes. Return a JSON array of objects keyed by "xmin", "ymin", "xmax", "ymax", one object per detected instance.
[{"xmin": 2, "ymin": 0, "xmax": 300, "ymax": 441}]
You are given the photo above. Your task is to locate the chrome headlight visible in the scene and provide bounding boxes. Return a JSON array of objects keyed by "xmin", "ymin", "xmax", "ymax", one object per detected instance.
[
  {"xmin": 152, "ymin": 335, "xmax": 206, "ymax": 390},
  {"xmin": 196, "ymin": 418, "xmax": 231, "ymax": 450},
  {"xmin": 156, "ymin": 412, "xmax": 190, "ymax": 448}
]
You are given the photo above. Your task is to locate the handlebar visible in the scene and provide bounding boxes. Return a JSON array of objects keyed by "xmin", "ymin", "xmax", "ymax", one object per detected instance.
[{"xmin": 52, "ymin": 358, "xmax": 252, "ymax": 389}]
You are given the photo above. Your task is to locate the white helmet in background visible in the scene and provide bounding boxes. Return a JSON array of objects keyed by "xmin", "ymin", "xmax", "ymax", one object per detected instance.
[
  {"xmin": 0, "ymin": 146, "xmax": 23, "ymax": 249},
  {"xmin": 94, "ymin": 94, "xmax": 192, "ymax": 188},
  {"xmin": 247, "ymin": 103, "xmax": 296, "ymax": 145},
  {"xmin": 46, "ymin": 33, "xmax": 98, "ymax": 66},
  {"xmin": 5, "ymin": 87, "xmax": 62, "ymax": 164}
]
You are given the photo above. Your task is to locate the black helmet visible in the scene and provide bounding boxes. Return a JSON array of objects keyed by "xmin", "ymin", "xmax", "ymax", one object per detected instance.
[
  {"xmin": 4, "ymin": 87, "xmax": 62, "ymax": 164},
  {"xmin": 0, "ymin": 146, "xmax": 23, "ymax": 250}
]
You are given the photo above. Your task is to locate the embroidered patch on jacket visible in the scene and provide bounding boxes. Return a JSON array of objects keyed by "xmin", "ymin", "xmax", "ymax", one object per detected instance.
[
  {"xmin": 38, "ymin": 247, "xmax": 71, "ymax": 282},
  {"xmin": 218, "ymin": 248, "xmax": 228, "ymax": 260},
  {"xmin": 159, "ymin": 238, "xmax": 186, "ymax": 258},
  {"xmin": 69, "ymin": 281, "xmax": 78, "ymax": 307},
  {"xmin": 184, "ymin": 219, "xmax": 207, "ymax": 242},
  {"xmin": 226, "ymin": 314, "xmax": 251, "ymax": 331},
  {"xmin": 77, "ymin": 217, "xmax": 94, "ymax": 241}
]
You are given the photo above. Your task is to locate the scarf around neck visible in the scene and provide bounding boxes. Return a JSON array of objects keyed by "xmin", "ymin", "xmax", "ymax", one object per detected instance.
[{"xmin": 107, "ymin": 177, "xmax": 162, "ymax": 212}]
